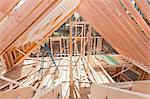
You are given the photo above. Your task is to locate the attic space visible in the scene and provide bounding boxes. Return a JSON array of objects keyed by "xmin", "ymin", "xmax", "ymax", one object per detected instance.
[{"xmin": 0, "ymin": 0, "xmax": 150, "ymax": 99}]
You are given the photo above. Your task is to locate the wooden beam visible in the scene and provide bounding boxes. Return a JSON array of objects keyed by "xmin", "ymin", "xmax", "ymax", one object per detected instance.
[
  {"xmin": 0, "ymin": 0, "xmax": 20, "ymax": 21},
  {"xmin": 121, "ymin": 0, "xmax": 150, "ymax": 38},
  {"xmin": 69, "ymin": 19, "xmax": 74, "ymax": 98},
  {"xmin": 134, "ymin": 0, "xmax": 150, "ymax": 23},
  {"xmin": 78, "ymin": 0, "xmax": 150, "ymax": 67}
]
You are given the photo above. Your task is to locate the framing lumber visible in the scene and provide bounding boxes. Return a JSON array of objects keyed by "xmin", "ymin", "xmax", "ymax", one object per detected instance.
[
  {"xmin": 91, "ymin": 56, "xmax": 115, "ymax": 83},
  {"xmin": 134, "ymin": 0, "xmax": 150, "ymax": 23},
  {"xmin": 121, "ymin": 0, "xmax": 150, "ymax": 38},
  {"xmin": 0, "ymin": 87, "xmax": 33, "ymax": 99},
  {"xmin": 90, "ymin": 83, "xmax": 150, "ymax": 99},
  {"xmin": 69, "ymin": 19, "xmax": 74, "ymax": 98},
  {"xmin": 78, "ymin": 0, "xmax": 150, "ymax": 68},
  {"xmin": 0, "ymin": 0, "xmax": 20, "ymax": 21},
  {"xmin": 1, "ymin": 0, "xmax": 80, "ymax": 71}
]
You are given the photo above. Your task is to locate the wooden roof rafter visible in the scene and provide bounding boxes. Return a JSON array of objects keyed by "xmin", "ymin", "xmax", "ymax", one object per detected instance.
[
  {"xmin": 0, "ymin": 0, "xmax": 81, "ymax": 72},
  {"xmin": 78, "ymin": 0, "xmax": 150, "ymax": 68}
]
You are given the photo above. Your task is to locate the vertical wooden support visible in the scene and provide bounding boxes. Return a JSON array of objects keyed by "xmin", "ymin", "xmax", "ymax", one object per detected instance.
[
  {"xmin": 83, "ymin": 24, "xmax": 86, "ymax": 56},
  {"xmin": 69, "ymin": 19, "xmax": 74, "ymax": 98},
  {"xmin": 93, "ymin": 38, "xmax": 94, "ymax": 55},
  {"xmin": 97, "ymin": 37, "xmax": 103, "ymax": 54},
  {"xmin": 66, "ymin": 39, "xmax": 69, "ymax": 57},
  {"xmin": 74, "ymin": 17, "xmax": 78, "ymax": 61},
  {"xmin": 50, "ymin": 39, "xmax": 53, "ymax": 58},
  {"xmin": 60, "ymin": 39, "xmax": 62, "ymax": 58},
  {"xmin": 3, "ymin": 53, "xmax": 12, "ymax": 69},
  {"xmin": 81, "ymin": 24, "xmax": 83, "ymax": 57},
  {"xmin": 12, "ymin": 49, "xmax": 17, "ymax": 60},
  {"xmin": 7, "ymin": 51, "xmax": 14, "ymax": 66},
  {"xmin": 87, "ymin": 25, "xmax": 92, "ymax": 68},
  {"xmin": 0, "ymin": 55, "xmax": 7, "ymax": 74},
  {"xmin": 63, "ymin": 38, "xmax": 66, "ymax": 57}
]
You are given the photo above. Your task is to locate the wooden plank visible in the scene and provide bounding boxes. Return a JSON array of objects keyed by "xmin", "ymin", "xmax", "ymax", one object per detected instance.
[
  {"xmin": 91, "ymin": 56, "xmax": 115, "ymax": 83},
  {"xmin": 69, "ymin": 19, "xmax": 74, "ymax": 98},
  {"xmin": 0, "ymin": 0, "xmax": 20, "ymax": 21},
  {"xmin": 121, "ymin": 0, "xmax": 150, "ymax": 38},
  {"xmin": 0, "ymin": 75, "xmax": 22, "ymax": 87},
  {"xmin": 90, "ymin": 84, "xmax": 150, "ymax": 99},
  {"xmin": 3, "ymin": 53, "xmax": 12, "ymax": 69},
  {"xmin": 7, "ymin": 51, "xmax": 14, "ymax": 66},
  {"xmin": 0, "ymin": 0, "xmax": 80, "ymax": 70},
  {"xmin": 134, "ymin": 0, "xmax": 150, "ymax": 23},
  {"xmin": 37, "ymin": 85, "xmax": 62, "ymax": 99},
  {"xmin": 131, "ymin": 81, "xmax": 150, "ymax": 94},
  {"xmin": 0, "ymin": 87, "xmax": 33, "ymax": 99},
  {"xmin": 0, "ymin": 0, "xmax": 60, "ymax": 54},
  {"xmin": 78, "ymin": 0, "xmax": 150, "ymax": 68}
]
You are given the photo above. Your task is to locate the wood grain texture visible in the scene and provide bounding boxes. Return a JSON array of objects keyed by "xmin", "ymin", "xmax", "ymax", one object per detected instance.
[
  {"xmin": 0, "ymin": 87, "xmax": 33, "ymax": 99},
  {"xmin": 134, "ymin": 0, "xmax": 150, "ymax": 23},
  {"xmin": 90, "ymin": 84, "xmax": 150, "ymax": 99},
  {"xmin": 0, "ymin": 0, "xmax": 80, "ymax": 70},
  {"xmin": 78, "ymin": 0, "xmax": 150, "ymax": 68},
  {"xmin": 0, "ymin": 0, "xmax": 80, "ymax": 55},
  {"xmin": 0, "ymin": 0, "xmax": 20, "ymax": 21},
  {"xmin": 0, "ymin": 0, "xmax": 58, "ymax": 54},
  {"xmin": 121, "ymin": 0, "xmax": 150, "ymax": 38}
]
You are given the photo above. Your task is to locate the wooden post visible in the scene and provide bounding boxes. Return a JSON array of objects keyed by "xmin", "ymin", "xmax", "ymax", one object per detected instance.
[
  {"xmin": 50, "ymin": 39, "xmax": 53, "ymax": 58},
  {"xmin": 83, "ymin": 24, "xmax": 86, "ymax": 56},
  {"xmin": 60, "ymin": 39, "xmax": 62, "ymax": 58},
  {"xmin": 87, "ymin": 25, "xmax": 92, "ymax": 68},
  {"xmin": 81, "ymin": 25, "xmax": 83, "ymax": 57},
  {"xmin": 63, "ymin": 38, "xmax": 66, "ymax": 57},
  {"xmin": 74, "ymin": 17, "xmax": 78, "ymax": 61},
  {"xmin": 69, "ymin": 19, "xmax": 74, "ymax": 98}
]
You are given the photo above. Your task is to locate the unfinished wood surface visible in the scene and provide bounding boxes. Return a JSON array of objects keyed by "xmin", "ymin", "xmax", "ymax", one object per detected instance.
[
  {"xmin": 78, "ymin": 0, "xmax": 150, "ymax": 68},
  {"xmin": 37, "ymin": 85, "xmax": 62, "ymax": 99},
  {"xmin": 0, "ymin": 0, "xmax": 20, "ymax": 21},
  {"xmin": 0, "ymin": 0, "xmax": 60, "ymax": 54},
  {"xmin": 121, "ymin": 0, "xmax": 150, "ymax": 38},
  {"xmin": 131, "ymin": 81, "xmax": 150, "ymax": 94},
  {"xmin": 90, "ymin": 84, "xmax": 150, "ymax": 99},
  {"xmin": 0, "ymin": 0, "xmax": 80, "ymax": 55},
  {"xmin": 0, "ymin": 87, "xmax": 33, "ymax": 99},
  {"xmin": 0, "ymin": 0, "xmax": 80, "ymax": 71},
  {"xmin": 134, "ymin": 0, "xmax": 150, "ymax": 23}
]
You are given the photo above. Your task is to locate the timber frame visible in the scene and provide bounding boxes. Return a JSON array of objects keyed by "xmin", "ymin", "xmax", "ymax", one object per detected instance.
[{"xmin": 0, "ymin": 0, "xmax": 150, "ymax": 99}]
